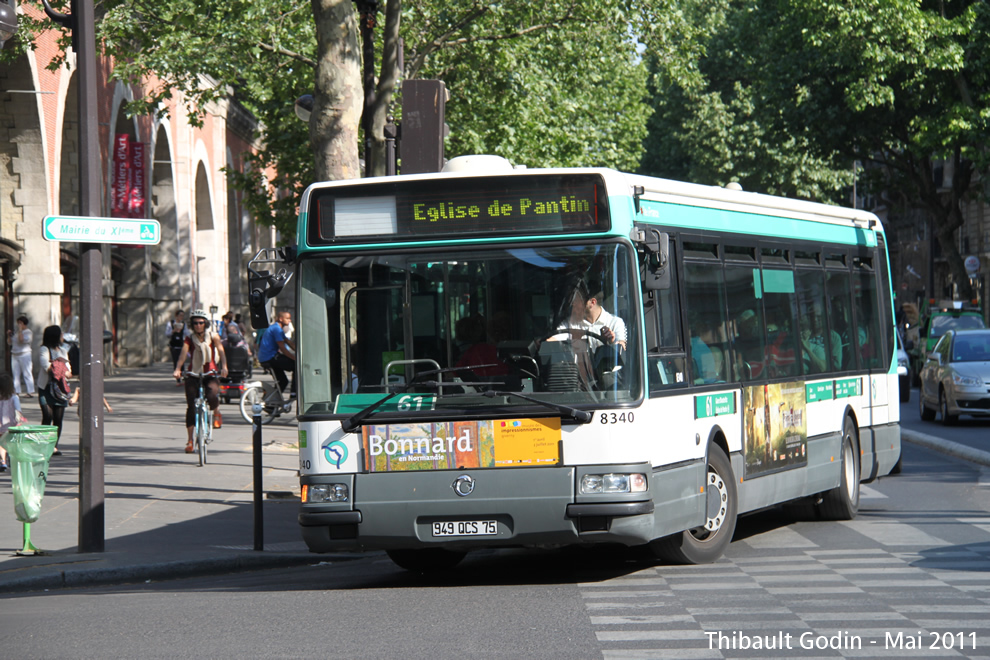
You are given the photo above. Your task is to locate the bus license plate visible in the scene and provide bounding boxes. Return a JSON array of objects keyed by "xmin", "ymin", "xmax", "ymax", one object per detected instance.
[{"xmin": 432, "ymin": 521, "xmax": 497, "ymax": 537}]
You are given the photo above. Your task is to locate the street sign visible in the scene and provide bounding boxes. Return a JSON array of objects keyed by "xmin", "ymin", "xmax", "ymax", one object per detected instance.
[{"xmin": 42, "ymin": 215, "xmax": 161, "ymax": 245}]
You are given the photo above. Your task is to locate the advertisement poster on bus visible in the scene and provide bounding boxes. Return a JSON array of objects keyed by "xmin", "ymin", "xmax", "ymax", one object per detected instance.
[
  {"xmin": 363, "ymin": 418, "xmax": 561, "ymax": 472},
  {"xmin": 742, "ymin": 382, "xmax": 807, "ymax": 478}
]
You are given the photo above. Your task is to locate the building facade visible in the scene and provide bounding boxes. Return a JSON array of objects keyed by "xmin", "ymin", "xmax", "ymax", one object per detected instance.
[{"xmin": 1, "ymin": 24, "xmax": 281, "ymax": 374}]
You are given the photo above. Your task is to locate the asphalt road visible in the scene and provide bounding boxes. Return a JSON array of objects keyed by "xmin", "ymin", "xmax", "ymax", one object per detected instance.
[
  {"xmin": 4, "ymin": 438, "xmax": 989, "ymax": 659},
  {"xmin": 900, "ymin": 384, "xmax": 990, "ymax": 456}
]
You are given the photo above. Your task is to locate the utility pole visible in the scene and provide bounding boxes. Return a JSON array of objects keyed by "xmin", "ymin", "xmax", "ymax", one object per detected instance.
[{"xmin": 42, "ymin": 0, "xmax": 105, "ymax": 552}]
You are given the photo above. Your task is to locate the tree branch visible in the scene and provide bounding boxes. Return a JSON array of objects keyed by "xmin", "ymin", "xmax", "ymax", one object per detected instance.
[
  {"xmin": 256, "ymin": 41, "xmax": 317, "ymax": 68},
  {"xmin": 405, "ymin": 2, "xmax": 582, "ymax": 79}
]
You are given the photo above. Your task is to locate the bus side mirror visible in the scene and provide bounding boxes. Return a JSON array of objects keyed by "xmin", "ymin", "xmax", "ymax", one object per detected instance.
[
  {"xmin": 248, "ymin": 287, "xmax": 271, "ymax": 330},
  {"xmin": 247, "ymin": 247, "xmax": 295, "ymax": 330},
  {"xmin": 638, "ymin": 229, "xmax": 670, "ymax": 291}
]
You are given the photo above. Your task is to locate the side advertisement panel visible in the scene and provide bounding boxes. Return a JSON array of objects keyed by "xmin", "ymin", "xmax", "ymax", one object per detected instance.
[{"xmin": 742, "ymin": 382, "xmax": 807, "ymax": 478}]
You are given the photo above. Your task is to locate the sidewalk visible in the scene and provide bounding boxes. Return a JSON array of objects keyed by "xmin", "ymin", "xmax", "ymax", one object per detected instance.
[{"xmin": 0, "ymin": 362, "xmax": 353, "ymax": 594}]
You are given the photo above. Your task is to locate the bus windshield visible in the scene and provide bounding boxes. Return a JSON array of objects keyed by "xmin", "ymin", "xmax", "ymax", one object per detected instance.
[{"xmin": 297, "ymin": 241, "xmax": 641, "ymax": 417}]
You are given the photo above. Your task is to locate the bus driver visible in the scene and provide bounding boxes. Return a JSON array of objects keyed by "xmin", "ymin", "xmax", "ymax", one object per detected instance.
[{"xmin": 550, "ymin": 283, "xmax": 627, "ymax": 351}]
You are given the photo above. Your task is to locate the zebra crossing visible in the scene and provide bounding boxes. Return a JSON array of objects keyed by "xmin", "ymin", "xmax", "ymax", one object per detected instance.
[{"xmin": 581, "ymin": 513, "xmax": 990, "ymax": 659}]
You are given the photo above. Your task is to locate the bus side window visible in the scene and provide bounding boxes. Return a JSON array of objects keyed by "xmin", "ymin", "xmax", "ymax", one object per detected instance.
[
  {"xmin": 646, "ymin": 241, "xmax": 688, "ymax": 394},
  {"xmin": 762, "ymin": 268, "xmax": 799, "ymax": 379},
  {"xmin": 854, "ymin": 268, "xmax": 882, "ymax": 370},
  {"xmin": 826, "ymin": 270, "xmax": 856, "ymax": 370},
  {"xmin": 795, "ymin": 269, "xmax": 836, "ymax": 375},
  {"xmin": 684, "ymin": 262, "xmax": 729, "ymax": 385},
  {"xmin": 725, "ymin": 265, "xmax": 765, "ymax": 381}
]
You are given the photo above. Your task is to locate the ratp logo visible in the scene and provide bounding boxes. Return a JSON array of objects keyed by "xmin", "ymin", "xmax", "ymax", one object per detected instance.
[{"xmin": 323, "ymin": 439, "xmax": 348, "ymax": 469}]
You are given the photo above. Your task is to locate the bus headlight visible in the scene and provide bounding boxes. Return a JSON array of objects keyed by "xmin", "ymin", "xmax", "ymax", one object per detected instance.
[
  {"xmin": 304, "ymin": 483, "xmax": 349, "ymax": 502},
  {"xmin": 580, "ymin": 473, "xmax": 647, "ymax": 494}
]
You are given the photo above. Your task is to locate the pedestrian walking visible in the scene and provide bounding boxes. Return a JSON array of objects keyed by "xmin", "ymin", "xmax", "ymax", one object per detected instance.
[
  {"xmin": 36, "ymin": 325, "xmax": 70, "ymax": 456},
  {"xmin": 7, "ymin": 315, "xmax": 35, "ymax": 398}
]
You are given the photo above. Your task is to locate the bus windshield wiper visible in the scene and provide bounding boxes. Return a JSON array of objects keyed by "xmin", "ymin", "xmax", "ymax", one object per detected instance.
[
  {"xmin": 481, "ymin": 389, "xmax": 593, "ymax": 424},
  {"xmin": 341, "ymin": 366, "xmax": 476, "ymax": 433}
]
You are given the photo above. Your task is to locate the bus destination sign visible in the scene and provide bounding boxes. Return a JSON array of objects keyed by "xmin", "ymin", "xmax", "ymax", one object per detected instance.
[{"xmin": 312, "ymin": 173, "xmax": 610, "ymax": 243}]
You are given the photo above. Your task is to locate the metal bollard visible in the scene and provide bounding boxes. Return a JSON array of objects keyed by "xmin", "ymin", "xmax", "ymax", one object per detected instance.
[{"xmin": 252, "ymin": 402, "xmax": 264, "ymax": 551}]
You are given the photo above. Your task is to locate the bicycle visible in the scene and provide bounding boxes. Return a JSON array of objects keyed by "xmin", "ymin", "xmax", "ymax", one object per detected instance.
[
  {"xmin": 184, "ymin": 370, "xmax": 217, "ymax": 466},
  {"xmin": 239, "ymin": 366, "xmax": 294, "ymax": 425}
]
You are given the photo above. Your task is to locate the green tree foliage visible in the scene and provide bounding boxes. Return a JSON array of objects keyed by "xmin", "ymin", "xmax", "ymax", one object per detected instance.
[
  {"xmin": 411, "ymin": 1, "xmax": 650, "ymax": 171},
  {"xmin": 6, "ymin": 1, "xmax": 651, "ymax": 239},
  {"xmin": 639, "ymin": 0, "xmax": 989, "ymax": 298}
]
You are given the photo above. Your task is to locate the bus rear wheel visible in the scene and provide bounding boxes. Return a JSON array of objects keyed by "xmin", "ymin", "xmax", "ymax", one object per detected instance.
[
  {"xmin": 819, "ymin": 417, "xmax": 860, "ymax": 520},
  {"xmin": 386, "ymin": 548, "xmax": 467, "ymax": 573},
  {"xmin": 650, "ymin": 444, "xmax": 737, "ymax": 564}
]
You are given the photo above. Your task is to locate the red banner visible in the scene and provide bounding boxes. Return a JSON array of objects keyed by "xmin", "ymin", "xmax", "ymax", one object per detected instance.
[
  {"xmin": 128, "ymin": 141, "xmax": 146, "ymax": 218},
  {"xmin": 111, "ymin": 133, "xmax": 131, "ymax": 218}
]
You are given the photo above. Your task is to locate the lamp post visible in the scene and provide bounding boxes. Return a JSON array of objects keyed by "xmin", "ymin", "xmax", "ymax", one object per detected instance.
[
  {"xmin": 0, "ymin": 1, "xmax": 18, "ymax": 49},
  {"xmin": 40, "ymin": 0, "xmax": 105, "ymax": 553}
]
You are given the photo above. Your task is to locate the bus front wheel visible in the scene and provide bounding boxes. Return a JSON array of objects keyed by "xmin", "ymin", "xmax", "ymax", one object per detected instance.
[
  {"xmin": 650, "ymin": 444, "xmax": 737, "ymax": 564},
  {"xmin": 386, "ymin": 548, "xmax": 467, "ymax": 573}
]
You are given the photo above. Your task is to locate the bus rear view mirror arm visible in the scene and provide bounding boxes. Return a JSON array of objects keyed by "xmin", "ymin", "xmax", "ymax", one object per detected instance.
[{"xmin": 634, "ymin": 226, "xmax": 670, "ymax": 291}]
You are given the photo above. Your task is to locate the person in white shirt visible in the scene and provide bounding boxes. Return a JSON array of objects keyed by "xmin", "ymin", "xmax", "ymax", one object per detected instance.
[
  {"xmin": 7, "ymin": 315, "xmax": 35, "ymax": 398},
  {"xmin": 547, "ymin": 283, "xmax": 628, "ymax": 390},
  {"xmin": 551, "ymin": 284, "xmax": 627, "ymax": 351}
]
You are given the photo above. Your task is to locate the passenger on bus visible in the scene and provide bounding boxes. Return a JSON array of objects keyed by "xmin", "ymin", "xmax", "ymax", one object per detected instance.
[
  {"xmin": 800, "ymin": 312, "xmax": 841, "ymax": 373},
  {"xmin": 766, "ymin": 319, "xmax": 797, "ymax": 377},
  {"xmin": 733, "ymin": 309, "xmax": 764, "ymax": 380},
  {"xmin": 689, "ymin": 311, "xmax": 719, "ymax": 384},
  {"xmin": 456, "ymin": 313, "xmax": 509, "ymax": 378}
]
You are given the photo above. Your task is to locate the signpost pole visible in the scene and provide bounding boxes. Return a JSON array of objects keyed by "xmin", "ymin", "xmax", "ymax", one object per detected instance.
[{"xmin": 77, "ymin": 0, "xmax": 105, "ymax": 553}]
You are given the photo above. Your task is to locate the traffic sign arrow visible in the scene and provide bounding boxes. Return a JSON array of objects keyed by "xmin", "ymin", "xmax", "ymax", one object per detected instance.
[{"xmin": 43, "ymin": 216, "xmax": 161, "ymax": 245}]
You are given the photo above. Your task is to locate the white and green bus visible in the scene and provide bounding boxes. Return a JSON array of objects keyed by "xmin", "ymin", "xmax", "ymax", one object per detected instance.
[{"xmin": 283, "ymin": 155, "xmax": 901, "ymax": 571}]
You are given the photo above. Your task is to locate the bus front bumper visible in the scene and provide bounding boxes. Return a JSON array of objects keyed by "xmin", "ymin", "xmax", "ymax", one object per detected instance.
[{"xmin": 298, "ymin": 466, "xmax": 657, "ymax": 553}]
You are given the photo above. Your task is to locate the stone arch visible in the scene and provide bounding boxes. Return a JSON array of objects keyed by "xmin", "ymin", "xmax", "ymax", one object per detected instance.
[
  {"xmin": 58, "ymin": 70, "xmax": 79, "ymax": 217},
  {"xmin": 107, "ymin": 86, "xmax": 149, "ymax": 366},
  {"xmin": 149, "ymin": 121, "xmax": 183, "ymax": 361},
  {"xmin": 193, "ymin": 156, "xmax": 221, "ymax": 312},
  {"xmin": 1, "ymin": 47, "xmax": 59, "ymax": 371}
]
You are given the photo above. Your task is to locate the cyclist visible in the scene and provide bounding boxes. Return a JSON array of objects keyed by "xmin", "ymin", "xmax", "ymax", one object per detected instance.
[
  {"xmin": 257, "ymin": 309, "xmax": 296, "ymax": 398},
  {"xmin": 173, "ymin": 309, "xmax": 228, "ymax": 454}
]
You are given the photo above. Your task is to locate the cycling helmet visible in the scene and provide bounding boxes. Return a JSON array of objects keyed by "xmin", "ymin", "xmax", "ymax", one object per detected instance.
[{"xmin": 189, "ymin": 309, "xmax": 209, "ymax": 322}]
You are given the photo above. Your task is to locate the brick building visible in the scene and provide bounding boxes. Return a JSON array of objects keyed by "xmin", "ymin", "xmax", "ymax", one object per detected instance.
[{"xmin": 1, "ymin": 21, "xmax": 281, "ymax": 372}]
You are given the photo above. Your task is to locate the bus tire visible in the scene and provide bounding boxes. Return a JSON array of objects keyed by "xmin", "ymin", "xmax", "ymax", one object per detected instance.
[
  {"xmin": 819, "ymin": 417, "xmax": 860, "ymax": 520},
  {"xmin": 386, "ymin": 548, "xmax": 467, "ymax": 573},
  {"xmin": 650, "ymin": 444, "xmax": 737, "ymax": 564}
]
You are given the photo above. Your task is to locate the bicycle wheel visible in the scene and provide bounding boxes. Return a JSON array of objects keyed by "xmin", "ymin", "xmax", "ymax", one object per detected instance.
[
  {"xmin": 195, "ymin": 403, "xmax": 208, "ymax": 467},
  {"xmin": 240, "ymin": 384, "xmax": 278, "ymax": 425},
  {"xmin": 201, "ymin": 408, "xmax": 211, "ymax": 465}
]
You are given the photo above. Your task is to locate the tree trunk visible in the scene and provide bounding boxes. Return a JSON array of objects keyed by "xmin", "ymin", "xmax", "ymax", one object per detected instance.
[
  {"xmin": 937, "ymin": 204, "xmax": 976, "ymax": 301},
  {"xmin": 310, "ymin": 0, "xmax": 363, "ymax": 182},
  {"xmin": 367, "ymin": 0, "xmax": 402, "ymax": 178}
]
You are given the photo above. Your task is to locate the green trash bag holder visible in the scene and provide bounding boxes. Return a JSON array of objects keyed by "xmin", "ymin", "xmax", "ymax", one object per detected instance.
[{"xmin": 0, "ymin": 425, "xmax": 59, "ymax": 555}]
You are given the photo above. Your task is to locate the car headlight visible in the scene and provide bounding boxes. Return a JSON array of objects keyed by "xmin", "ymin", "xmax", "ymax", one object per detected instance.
[
  {"xmin": 580, "ymin": 473, "xmax": 648, "ymax": 494},
  {"xmin": 952, "ymin": 373, "xmax": 983, "ymax": 387},
  {"xmin": 302, "ymin": 483, "xmax": 349, "ymax": 502}
]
